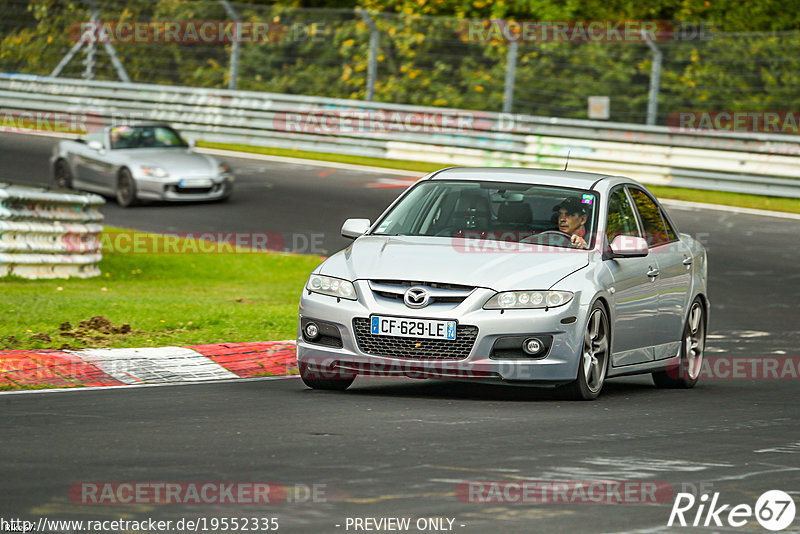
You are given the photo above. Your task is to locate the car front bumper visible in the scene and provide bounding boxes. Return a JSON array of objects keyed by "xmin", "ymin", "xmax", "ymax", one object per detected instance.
[
  {"xmin": 133, "ymin": 176, "xmax": 233, "ymax": 202},
  {"xmin": 297, "ymin": 281, "xmax": 586, "ymax": 385}
]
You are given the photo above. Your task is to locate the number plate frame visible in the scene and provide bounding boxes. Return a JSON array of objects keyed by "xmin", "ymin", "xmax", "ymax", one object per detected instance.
[
  {"xmin": 179, "ymin": 178, "xmax": 214, "ymax": 188},
  {"xmin": 370, "ymin": 315, "xmax": 457, "ymax": 340}
]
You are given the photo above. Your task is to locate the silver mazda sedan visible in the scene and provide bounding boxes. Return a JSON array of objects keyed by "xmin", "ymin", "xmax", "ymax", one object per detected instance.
[{"xmin": 297, "ymin": 168, "xmax": 708, "ymax": 400}]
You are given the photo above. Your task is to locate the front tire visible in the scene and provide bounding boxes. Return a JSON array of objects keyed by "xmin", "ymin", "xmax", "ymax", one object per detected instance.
[
  {"xmin": 116, "ymin": 168, "xmax": 138, "ymax": 207},
  {"xmin": 54, "ymin": 159, "xmax": 72, "ymax": 189},
  {"xmin": 557, "ymin": 302, "xmax": 610, "ymax": 400},
  {"xmin": 299, "ymin": 362, "xmax": 356, "ymax": 391},
  {"xmin": 653, "ymin": 298, "xmax": 705, "ymax": 388}
]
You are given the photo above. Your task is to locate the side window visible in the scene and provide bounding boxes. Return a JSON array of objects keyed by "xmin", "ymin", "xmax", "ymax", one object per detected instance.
[
  {"xmin": 660, "ymin": 208, "xmax": 679, "ymax": 242},
  {"xmin": 606, "ymin": 187, "xmax": 639, "ymax": 244},
  {"xmin": 629, "ymin": 188, "xmax": 668, "ymax": 247}
]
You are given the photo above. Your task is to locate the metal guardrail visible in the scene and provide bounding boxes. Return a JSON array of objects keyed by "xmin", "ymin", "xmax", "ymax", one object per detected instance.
[
  {"xmin": 0, "ymin": 182, "xmax": 104, "ymax": 279},
  {"xmin": 1, "ymin": 73, "xmax": 800, "ymax": 198}
]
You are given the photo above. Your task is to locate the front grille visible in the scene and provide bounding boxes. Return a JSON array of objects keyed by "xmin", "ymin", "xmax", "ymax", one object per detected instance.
[
  {"xmin": 368, "ymin": 280, "xmax": 475, "ymax": 306},
  {"xmin": 372, "ymin": 290, "xmax": 465, "ymax": 304},
  {"xmin": 175, "ymin": 186, "xmax": 214, "ymax": 194},
  {"xmin": 352, "ymin": 317, "xmax": 478, "ymax": 360},
  {"xmin": 370, "ymin": 280, "xmax": 475, "ymax": 291}
]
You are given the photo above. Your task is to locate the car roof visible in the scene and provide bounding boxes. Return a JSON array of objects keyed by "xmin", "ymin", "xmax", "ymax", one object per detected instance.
[{"xmin": 426, "ymin": 167, "xmax": 636, "ymax": 190}]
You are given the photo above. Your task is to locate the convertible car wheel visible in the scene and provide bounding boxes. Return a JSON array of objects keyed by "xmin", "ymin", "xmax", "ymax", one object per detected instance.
[
  {"xmin": 558, "ymin": 302, "xmax": 609, "ymax": 400},
  {"xmin": 653, "ymin": 298, "xmax": 705, "ymax": 388},
  {"xmin": 116, "ymin": 169, "xmax": 137, "ymax": 207},
  {"xmin": 54, "ymin": 159, "xmax": 72, "ymax": 189},
  {"xmin": 299, "ymin": 362, "xmax": 356, "ymax": 391}
]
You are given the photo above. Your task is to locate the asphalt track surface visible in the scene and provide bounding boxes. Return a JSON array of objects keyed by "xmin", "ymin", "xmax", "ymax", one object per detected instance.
[{"xmin": 1, "ymin": 133, "xmax": 799, "ymax": 533}]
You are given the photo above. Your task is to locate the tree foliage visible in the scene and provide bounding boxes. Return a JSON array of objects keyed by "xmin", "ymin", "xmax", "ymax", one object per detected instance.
[{"xmin": 1, "ymin": 0, "xmax": 799, "ymax": 123}]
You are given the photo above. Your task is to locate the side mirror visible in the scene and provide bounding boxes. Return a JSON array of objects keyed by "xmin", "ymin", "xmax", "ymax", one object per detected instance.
[
  {"xmin": 341, "ymin": 218, "xmax": 371, "ymax": 239},
  {"xmin": 187, "ymin": 138, "xmax": 196, "ymax": 149},
  {"xmin": 88, "ymin": 140, "xmax": 104, "ymax": 151},
  {"xmin": 609, "ymin": 235, "xmax": 649, "ymax": 258}
]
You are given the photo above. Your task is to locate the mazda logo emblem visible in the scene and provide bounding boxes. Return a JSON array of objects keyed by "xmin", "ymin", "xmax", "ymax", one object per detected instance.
[{"xmin": 403, "ymin": 286, "xmax": 430, "ymax": 309}]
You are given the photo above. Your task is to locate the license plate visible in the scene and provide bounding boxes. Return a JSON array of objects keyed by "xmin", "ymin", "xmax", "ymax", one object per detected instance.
[
  {"xmin": 370, "ymin": 316, "xmax": 456, "ymax": 340},
  {"xmin": 179, "ymin": 178, "xmax": 213, "ymax": 188}
]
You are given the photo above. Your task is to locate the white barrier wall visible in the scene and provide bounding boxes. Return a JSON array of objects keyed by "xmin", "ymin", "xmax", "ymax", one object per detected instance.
[
  {"xmin": 0, "ymin": 183, "xmax": 104, "ymax": 279},
  {"xmin": 1, "ymin": 73, "xmax": 800, "ymax": 197}
]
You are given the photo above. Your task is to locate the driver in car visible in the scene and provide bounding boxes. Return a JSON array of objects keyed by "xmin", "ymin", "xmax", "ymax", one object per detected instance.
[{"xmin": 554, "ymin": 197, "xmax": 590, "ymax": 249}]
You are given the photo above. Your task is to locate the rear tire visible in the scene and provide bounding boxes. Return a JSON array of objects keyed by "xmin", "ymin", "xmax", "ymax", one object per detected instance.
[
  {"xmin": 557, "ymin": 302, "xmax": 610, "ymax": 401},
  {"xmin": 653, "ymin": 298, "xmax": 705, "ymax": 388},
  {"xmin": 54, "ymin": 159, "xmax": 72, "ymax": 189},
  {"xmin": 299, "ymin": 362, "xmax": 356, "ymax": 391},
  {"xmin": 116, "ymin": 168, "xmax": 137, "ymax": 207}
]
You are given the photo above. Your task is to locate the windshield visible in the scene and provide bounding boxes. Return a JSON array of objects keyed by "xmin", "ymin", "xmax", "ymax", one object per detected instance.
[
  {"xmin": 109, "ymin": 125, "xmax": 188, "ymax": 149},
  {"xmin": 373, "ymin": 180, "xmax": 599, "ymax": 249}
]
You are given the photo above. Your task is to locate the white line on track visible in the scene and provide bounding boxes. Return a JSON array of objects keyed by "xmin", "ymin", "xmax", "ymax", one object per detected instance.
[
  {"xmin": 0, "ymin": 374, "xmax": 298, "ymax": 396},
  {"xmin": 197, "ymin": 147, "xmax": 424, "ymax": 177},
  {"xmin": 660, "ymin": 198, "xmax": 800, "ymax": 220}
]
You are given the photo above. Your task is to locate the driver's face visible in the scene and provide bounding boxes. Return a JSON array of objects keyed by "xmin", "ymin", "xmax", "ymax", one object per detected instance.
[{"xmin": 557, "ymin": 209, "xmax": 586, "ymax": 234}]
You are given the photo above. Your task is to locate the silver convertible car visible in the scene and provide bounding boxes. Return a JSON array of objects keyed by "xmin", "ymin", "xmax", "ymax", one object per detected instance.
[
  {"xmin": 297, "ymin": 168, "xmax": 709, "ymax": 400},
  {"xmin": 51, "ymin": 123, "xmax": 233, "ymax": 206}
]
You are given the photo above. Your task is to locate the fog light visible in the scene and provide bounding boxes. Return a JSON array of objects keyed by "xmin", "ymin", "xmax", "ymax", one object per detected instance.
[
  {"xmin": 523, "ymin": 338, "xmax": 543, "ymax": 355},
  {"xmin": 305, "ymin": 322, "xmax": 319, "ymax": 339}
]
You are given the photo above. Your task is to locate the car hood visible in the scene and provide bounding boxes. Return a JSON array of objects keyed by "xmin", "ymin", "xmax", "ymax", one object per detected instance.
[
  {"xmin": 320, "ymin": 235, "xmax": 589, "ymax": 291},
  {"xmin": 124, "ymin": 149, "xmax": 218, "ymax": 175}
]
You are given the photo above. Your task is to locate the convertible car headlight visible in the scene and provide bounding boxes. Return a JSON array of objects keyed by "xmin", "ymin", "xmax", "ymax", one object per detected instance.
[
  {"xmin": 306, "ymin": 274, "xmax": 357, "ymax": 300},
  {"xmin": 484, "ymin": 290, "xmax": 574, "ymax": 309},
  {"xmin": 141, "ymin": 166, "xmax": 169, "ymax": 178}
]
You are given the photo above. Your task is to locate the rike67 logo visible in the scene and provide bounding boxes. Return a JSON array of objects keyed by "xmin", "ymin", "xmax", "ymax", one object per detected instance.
[{"xmin": 668, "ymin": 490, "xmax": 796, "ymax": 531}]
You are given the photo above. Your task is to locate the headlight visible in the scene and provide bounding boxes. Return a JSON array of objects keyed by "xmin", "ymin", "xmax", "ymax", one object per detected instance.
[
  {"xmin": 483, "ymin": 290, "xmax": 573, "ymax": 309},
  {"xmin": 219, "ymin": 163, "xmax": 232, "ymax": 175},
  {"xmin": 306, "ymin": 274, "xmax": 357, "ymax": 300},
  {"xmin": 141, "ymin": 166, "xmax": 169, "ymax": 178}
]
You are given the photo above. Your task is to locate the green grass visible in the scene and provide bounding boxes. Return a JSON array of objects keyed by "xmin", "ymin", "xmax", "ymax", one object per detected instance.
[
  {"xmin": 0, "ymin": 227, "xmax": 321, "ymax": 351},
  {"xmin": 199, "ymin": 141, "xmax": 800, "ymax": 215},
  {"xmin": 198, "ymin": 141, "xmax": 451, "ymax": 173}
]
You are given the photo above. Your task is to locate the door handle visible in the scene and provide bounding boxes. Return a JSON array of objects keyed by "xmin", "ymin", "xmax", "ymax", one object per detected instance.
[
  {"xmin": 647, "ymin": 267, "xmax": 660, "ymax": 278},
  {"xmin": 682, "ymin": 256, "xmax": 693, "ymax": 266}
]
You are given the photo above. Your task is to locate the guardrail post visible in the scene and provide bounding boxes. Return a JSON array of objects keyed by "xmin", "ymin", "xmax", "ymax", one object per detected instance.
[
  {"xmin": 220, "ymin": 0, "xmax": 241, "ymax": 90},
  {"xmin": 51, "ymin": 0, "xmax": 130, "ymax": 82},
  {"xmin": 82, "ymin": 1, "xmax": 99, "ymax": 80},
  {"xmin": 502, "ymin": 40, "xmax": 518, "ymax": 114},
  {"xmin": 358, "ymin": 9, "xmax": 379, "ymax": 102},
  {"xmin": 645, "ymin": 35, "xmax": 662, "ymax": 126}
]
